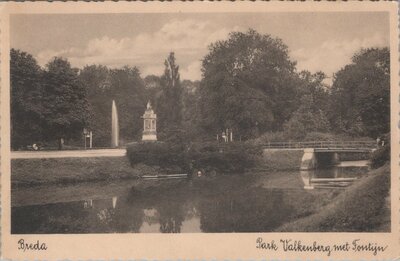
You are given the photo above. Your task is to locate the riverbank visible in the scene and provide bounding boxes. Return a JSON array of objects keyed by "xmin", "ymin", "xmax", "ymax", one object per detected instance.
[
  {"xmin": 259, "ymin": 149, "xmax": 304, "ymax": 171},
  {"xmin": 11, "ymin": 157, "xmax": 158, "ymax": 188},
  {"xmin": 277, "ymin": 164, "xmax": 390, "ymax": 232},
  {"xmin": 11, "ymin": 152, "xmax": 302, "ymax": 188}
]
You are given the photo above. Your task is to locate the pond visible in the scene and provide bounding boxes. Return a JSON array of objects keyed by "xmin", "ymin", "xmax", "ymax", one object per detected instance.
[{"xmin": 11, "ymin": 164, "xmax": 368, "ymax": 233}]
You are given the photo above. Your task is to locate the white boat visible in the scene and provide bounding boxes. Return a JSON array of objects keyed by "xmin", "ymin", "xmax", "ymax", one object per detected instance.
[{"xmin": 141, "ymin": 173, "xmax": 188, "ymax": 180}]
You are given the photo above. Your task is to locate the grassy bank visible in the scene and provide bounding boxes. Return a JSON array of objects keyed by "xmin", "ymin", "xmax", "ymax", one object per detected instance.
[
  {"xmin": 259, "ymin": 149, "xmax": 304, "ymax": 171},
  {"xmin": 277, "ymin": 164, "xmax": 390, "ymax": 232},
  {"xmin": 11, "ymin": 157, "xmax": 158, "ymax": 188}
]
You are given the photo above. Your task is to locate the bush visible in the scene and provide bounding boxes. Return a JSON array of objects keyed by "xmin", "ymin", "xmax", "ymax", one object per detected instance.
[
  {"xmin": 370, "ymin": 133, "xmax": 390, "ymax": 169},
  {"xmin": 371, "ymin": 145, "xmax": 390, "ymax": 169},
  {"xmin": 246, "ymin": 131, "xmax": 286, "ymax": 146},
  {"xmin": 126, "ymin": 142, "xmax": 186, "ymax": 172},
  {"xmin": 303, "ymin": 132, "xmax": 341, "ymax": 141},
  {"xmin": 187, "ymin": 142, "xmax": 261, "ymax": 174},
  {"xmin": 126, "ymin": 141, "xmax": 262, "ymax": 175}
]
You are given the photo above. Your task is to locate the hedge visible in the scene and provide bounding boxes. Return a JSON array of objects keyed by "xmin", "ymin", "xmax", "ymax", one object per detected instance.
[{"xmin": 126, "ymin": 141, "xmax": 262, "ymax": 175}]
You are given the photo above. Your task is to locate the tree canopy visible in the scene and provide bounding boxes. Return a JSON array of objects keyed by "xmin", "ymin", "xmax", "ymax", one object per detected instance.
[
  {"xmin": 198, "ymin": 29, "xmax": 300, "ymax": 139},
  {"xmin": 79, "ymin": 65, "xmax": 147, "ymax": 146},
  {"xmin": 156, "ymin": 52, "xmax": 184, "ymax": 141},
  {"xmin": 10, "ymin": 49, "xmax": 44, "ymax": 148},
  {"xmin": 329, "ymin": 48, "xmax": 390, "ymax": 138},
  {"xmin": 42, "ymin": 57, "xmax": 91, "ymax": 142},
  {"xmin": 10, "ymin": 31, "xmax": 390, "ymax": 149}
]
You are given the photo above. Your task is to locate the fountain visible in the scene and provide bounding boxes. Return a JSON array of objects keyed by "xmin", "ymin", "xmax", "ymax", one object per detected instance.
[{"xmin": 111, "ymin": 100, "xmax": 119, "ymax": 147}]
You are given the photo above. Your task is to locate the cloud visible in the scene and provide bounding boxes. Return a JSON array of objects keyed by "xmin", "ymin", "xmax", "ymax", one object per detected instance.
[
  {"xmin": 36, "ymin": 19, "xmax": 240, "ymax": 80},
  {"xmin": 180, "ymin": 60, "xmax": 203, "ymax": 81},
  {"xmin": 291, "ymin": 32, "xmax": 388, "ymax": 81}
]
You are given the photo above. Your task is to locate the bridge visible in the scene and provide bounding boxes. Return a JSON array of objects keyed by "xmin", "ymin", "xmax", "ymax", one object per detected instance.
[
  {"xmin": 261, "ymin": 140, "xmax": 376, "ymax": 151},
  {"xmin": 261, "ymin": 140, "xmax": 377, "ymax": 170}
]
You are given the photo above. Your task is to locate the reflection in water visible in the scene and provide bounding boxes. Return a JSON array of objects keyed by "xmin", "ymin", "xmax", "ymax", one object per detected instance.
[
  {"xmin": 11, "ymin": 187, "xmax": 293, "ymax": 234},
  {"xmin": 12, "ymin": 166, "xmax": 367, "ymax": 234},
  {"xmin": 199, "ymin": 188, "xmax": 291, "ymax": 232}
]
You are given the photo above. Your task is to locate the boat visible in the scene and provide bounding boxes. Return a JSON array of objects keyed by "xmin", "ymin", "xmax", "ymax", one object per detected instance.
[{"xmin": 141, "ymin": 173, "xmax": 188, "ymax": 180}]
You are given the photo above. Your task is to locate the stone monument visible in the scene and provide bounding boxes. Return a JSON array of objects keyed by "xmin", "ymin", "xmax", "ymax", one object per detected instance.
[{"xmin": 142, "ymin": 101, "xmax": 157, "ymax": 141}]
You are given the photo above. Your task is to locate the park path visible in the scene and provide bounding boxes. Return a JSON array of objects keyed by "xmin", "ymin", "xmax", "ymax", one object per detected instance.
[{"xmin": 11, "ymin": 148, "xmax": 126, "ymax": 159}]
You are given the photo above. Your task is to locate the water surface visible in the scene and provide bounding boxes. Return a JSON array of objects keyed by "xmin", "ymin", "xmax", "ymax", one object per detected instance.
[{"xmin": 11, "ymin": 165, "xmax": 368, "ymax": 233}]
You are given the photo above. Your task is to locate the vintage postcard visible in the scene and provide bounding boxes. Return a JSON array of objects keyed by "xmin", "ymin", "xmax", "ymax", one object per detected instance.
[{"xmin": 1, "ymin": 1, "xmax": 399, "ymax": 260}]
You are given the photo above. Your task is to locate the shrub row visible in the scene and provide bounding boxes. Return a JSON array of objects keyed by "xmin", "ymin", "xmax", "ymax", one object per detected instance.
[{"xmin": 126, "ymin": 141, "xmax": 262, "ymax": 175}]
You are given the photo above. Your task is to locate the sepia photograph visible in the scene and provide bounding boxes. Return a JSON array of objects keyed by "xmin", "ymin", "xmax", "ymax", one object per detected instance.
[
  {"xmin": 9, "ymin": 10, "xmax": 393, "ymax": 234},
  {"xmin": 1, "ymin": 1, "xmax": 399, "ymax": 260}
]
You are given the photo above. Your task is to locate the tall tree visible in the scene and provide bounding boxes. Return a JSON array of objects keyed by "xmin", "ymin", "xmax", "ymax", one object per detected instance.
[
  {"xmin": 329, "ymin": 48, "xmax": 390, "ymax": 137},
  {"xmin": 156, "ymin": 52, "xmax": 183, "ymax": 140},
  {"xmin": 198, "ymin": 29, "xmax": 299, "ymax": 139},
  {"xmin": 42, "ymin": 57, "xmax": 91, "ymax": 147},
  {"xmin": 79, "ymin": 65, "xmax": 112, "ymax": 146},
  {"xmin": 10, "ymin": 49, "xmax": 44, "ymax": 149}
]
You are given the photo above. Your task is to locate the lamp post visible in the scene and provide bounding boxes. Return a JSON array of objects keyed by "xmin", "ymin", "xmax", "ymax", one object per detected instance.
[{"xmin": 83, "ymin": 128, "xmax": 88, "ymax": 150}]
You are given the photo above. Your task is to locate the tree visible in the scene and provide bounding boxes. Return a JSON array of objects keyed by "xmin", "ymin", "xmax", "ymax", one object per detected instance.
[
  {"xmin": 198, "ymin": 29, "xmax": 299, "ymax": 140},
  {"xmin": 284, "ymin": 95, "xmax": 330, "ymax": 140},
  {"xmin": 42, "ymin": 57, "xmax": 91, "ymax": 147},
  {"xmin": 79, "ymin": 65, "xmax": 147, "ymax": 146},
  {"xmin": 79, "ymin": 65, "xmax": 112, "ymax": 146},
  {"xmin": 110, "ymin": 66, "xmax": 147, "ymax": 143},
  {"xmin": 297, "ymin": 70, "xmax": 330, "ymax": 114},
  {"xmin": 329, "ymin": 48, "xmax": 390, "ymax": 138},
  {"xmin": 181, "ymin": 80, "xmax": 201, "ymax": 140},
  {"xmin": 10, "ymin": 49, "xmax": 44, "ymax": 149},
  {"xmin": 156, "ymin": 52, "xmax": 184, "ymax": 141}
]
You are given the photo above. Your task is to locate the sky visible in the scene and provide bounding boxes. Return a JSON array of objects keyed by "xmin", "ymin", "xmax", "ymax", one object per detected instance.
[{"xmin": 11, "ymin": 12, "xmax": 389, "ymax": 83}]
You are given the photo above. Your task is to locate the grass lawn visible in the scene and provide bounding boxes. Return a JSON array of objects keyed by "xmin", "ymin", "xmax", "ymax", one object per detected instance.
[
  {"xmin": 277, "ymin": 164, "xmax": 390, "ymax": 232},
  {"xmin": 11, "ymin": 157, "xmax": 159, "ymax": 188}
]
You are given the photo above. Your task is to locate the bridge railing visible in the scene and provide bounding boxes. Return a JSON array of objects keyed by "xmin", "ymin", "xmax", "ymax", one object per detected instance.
[{"xmin": 261, "ymin": 140, "xmax": 377, "ymax": 149}]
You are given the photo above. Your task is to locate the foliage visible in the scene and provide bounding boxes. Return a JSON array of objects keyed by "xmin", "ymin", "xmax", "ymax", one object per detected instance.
[
  {"xmin": 297, "ymin": 71, "xmax": 330, "ymax": 114},
  {"xmin": 126, "ymin": 142, "xmax": 186, "ymax": 171},
  {"xmin": 246, "ymin": 131, "xmax": 287, "ymax": 146},
  {"xmin": 329, "ymin": 48, "xmax": 390, "ymax": 138},
  {"xmin": 11, "ymin": 43, "xmax": 390, "ymax": 149},
  {"xmin": 181, "ymin": 80, "xmax": 202, "ymax": 141},
  {"xmin": 187, "ymin": 142, "xmax": 261, "ymax": 174},
  {"xmin": 10, "ymin": 49, "xmax": 44, "ymax": 149},
  {"xmin": 110, "ymin": 66, "xmax": 147, "ymax": 143},
  {"xmin": 79, "ymin": 65, "xmax": 147, "ymax": 146},
  {"xmin": 42, "ymin": 57, "xmax": 91, "ymax": 143},
  {"xmin": 77, "ymin": 65, "xmax": 111, "ymax": 146},
  {"xmin": 198, "ymin": 29, "xmax": 299, "ymax": 140},
  {"xmin": 261, "ymin": 150, "xmax": 304, "ymax": 171},
  {"xmin": 156, "ymin": 52, "xmax": 184, "ymax": 140},
  {"xmin": 371, "ymin": 133, "xmax": 390, "ymax": 169},
  {"xmin": 10, "ymin": 50, "xmax": 91, "ymax": 149},
  {"xmin": 126, "ymin": 141, "xmax": 261, "ymax": 175},
  {"xmin": 283, "ymin": 95, "xmax": 330, "ymax": 140}
]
